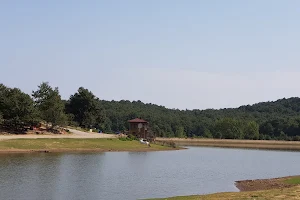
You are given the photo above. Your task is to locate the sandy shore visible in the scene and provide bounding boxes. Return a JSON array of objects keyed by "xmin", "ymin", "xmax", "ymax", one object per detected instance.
[
  {"xmin": 0, "ymin": 132, "xmax": 117, "ymax": 141},
  {"xmin": 156, "ymin": 138, "xmax": 300, "ymax": 151},
  {"xmin": 0, "ymin": 128, "xmax": 118, "ymax": 141}
]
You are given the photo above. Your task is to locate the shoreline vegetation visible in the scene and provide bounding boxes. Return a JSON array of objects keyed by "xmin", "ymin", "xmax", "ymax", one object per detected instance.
[
  {"xmin": 156, "ymin": 137, "xmax": 300, "ymax": 151},
  {"xmin": 0, "ymin": 138, "xmax": 180, "ymax": 153},
  {"xmin": 148, "ymin": 176, "xmax": 300, "ymax": 200}
]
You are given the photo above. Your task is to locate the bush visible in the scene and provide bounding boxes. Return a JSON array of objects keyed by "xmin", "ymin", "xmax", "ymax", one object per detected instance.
[
  {"xmin": 292, "ymin": 136, "xmax": 300, "ymax": 141},
  {"xmin": 259, "ymin": 134, "xmax": 266, "ymax": 140},
  {"xmin": 118, "ymin": 134, "xmax": 137, "ymax": 141},
  {"xmin": 119, "ymin": 137, "xmax": 128, "ymax": 141},
  {"xmin": 127, "ymin": 134, "xmax": 137, "ymax": 141},
  {"xmin": 265, "ymin": 135, "xmax": 272, "ymax": 140},
  {"xmin": 168, "ymin": 141, "xmax": 176, "ymax": 148},
  {"xmin": 92, "ymin": 129, "xmax": 99, "ymax": 133},
  {"xmin": 157, "ymin": 141, "xmax": 177, "ymax": 148}
]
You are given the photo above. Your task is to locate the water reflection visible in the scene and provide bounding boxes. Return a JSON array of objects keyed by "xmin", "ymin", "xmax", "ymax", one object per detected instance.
[{"xmin": 1, "ymin": 147, "xmax": 300, "ymax": 200}]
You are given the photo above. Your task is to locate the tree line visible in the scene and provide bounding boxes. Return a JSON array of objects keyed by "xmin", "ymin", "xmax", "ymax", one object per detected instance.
[{"xmin": 1, "ymin": 82, "xmax": 300, "ymax": 141}]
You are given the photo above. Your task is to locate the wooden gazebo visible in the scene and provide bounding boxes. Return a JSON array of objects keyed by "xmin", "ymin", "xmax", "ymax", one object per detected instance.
[{"xmin": 128, "ymin": 118, "xmax": 149, "ymax": 139}]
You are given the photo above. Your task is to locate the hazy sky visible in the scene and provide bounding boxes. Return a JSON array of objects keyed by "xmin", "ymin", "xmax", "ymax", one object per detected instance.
[{"xmin": 1, "ymin": 1, "xmax": 300, "ymax": 110}]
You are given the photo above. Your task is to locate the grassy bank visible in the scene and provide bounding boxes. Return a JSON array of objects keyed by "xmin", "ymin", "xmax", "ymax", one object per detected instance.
[
  {"xmin": 148, "ymin": 176, "xmax": 300, "ymax": 200},
  {"xmin": 148, "ymin": 186, "xmax": 300, "ymax": 200},
  {"xmin": 156, "ymin": 138, "xmax": 300, "ymax": 151},
  {"xmin": 0, "ymin": 138, "xmax": 177, "ymax": 153}
]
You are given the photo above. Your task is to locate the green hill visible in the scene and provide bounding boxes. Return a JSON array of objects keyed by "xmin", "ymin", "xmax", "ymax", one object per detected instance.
[
  {"xmin": 2, "ymin": 82, "xmax": 300, "ymax": 140},
  {"xmin": 97, "ymin": 97, "xmax": 300, "ymax": 140}
]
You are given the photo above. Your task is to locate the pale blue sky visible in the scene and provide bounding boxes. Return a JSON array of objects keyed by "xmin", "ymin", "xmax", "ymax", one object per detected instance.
[{"xmin": 1, "ymin": 1, "xmax": 300, "ymax": 109}]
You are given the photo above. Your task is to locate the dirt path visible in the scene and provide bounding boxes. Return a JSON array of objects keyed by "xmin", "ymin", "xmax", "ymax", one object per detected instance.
[
  {"xmin": 68, "ymin": 128, "xmax": 92, "ymax": 135},
  {"xmin": 0, "ymin": 129, "xmax": 117, "ymax": 140}
]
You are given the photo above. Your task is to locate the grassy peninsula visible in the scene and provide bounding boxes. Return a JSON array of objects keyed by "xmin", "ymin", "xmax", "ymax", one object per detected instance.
[
  {"xmin": 149, "ymin": 176, "xmax": 300, "ymax": 200},
  {"xmin": 0, "ymin": 138, "xmax": 177, "ymax": 153},
  {"xmin": 149, "ymin": 186, "xmax": 300, "ymax": 200}
]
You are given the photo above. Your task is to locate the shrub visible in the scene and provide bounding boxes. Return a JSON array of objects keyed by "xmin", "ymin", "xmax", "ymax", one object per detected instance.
[
  {"xmin": 92, "ymin": 129, "xmax": 99, "ymax": 133},
  {"xmin": 127, "ymin": 134, "xmax": 137, "ymax": 141},
  {"xmin": 119, "ymin": 137, "xmax": 128, "ymax": 141},
  {"xmin": 265, "ymin": 135, "xmax": 272, "ymax": 140},
  {"xmin": 168, "ymin": 141, "xmax": 177, "ymax": 148},
  {"xmin": 118, "ymin": 134, "xmax": 137, "ymax": 141},
  {"xmin": 156, "ymin": 141, "xmax": 177, "ymax": 148},
  {"xmin": 292, "ymin": 136, "xmax": 300, "ymax": 141}
]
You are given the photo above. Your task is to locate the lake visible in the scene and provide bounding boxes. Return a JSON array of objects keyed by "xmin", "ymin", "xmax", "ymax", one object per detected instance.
[{"xmin": 0, "ymin": 147, "xmax": 299, "ymax": 200}]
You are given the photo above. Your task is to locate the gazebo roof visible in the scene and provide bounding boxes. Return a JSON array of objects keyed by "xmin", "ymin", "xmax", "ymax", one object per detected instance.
[{"xmin": 128, "ymin": 118, "xmax": 148, "ymax": 123}]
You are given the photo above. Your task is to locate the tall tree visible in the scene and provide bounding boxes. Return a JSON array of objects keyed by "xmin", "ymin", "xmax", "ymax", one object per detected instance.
[
  {"xmin": 203, "ymin": 128, "xmax": 213, "ymax": 138},
  {"xmin": 0, "ymin": 112, "xmax": 3, "ymax": 125},
  {"xmin": 214, "ymin": 118, "xmax": 243, "ymax": 139},
  {"xmin": 175, "ymin": 126, "xmax": 185, "ymax": 138},
  {"xmin": 32, "ymin": 82, "xmax": 66, "ymax": 127},
  {"xmin": 243, "ymin": 121, "xmax": 260, "ymax": 140},
  {"xmin": 67, "ymin": 87, "xmax": 104, "ymax": 128},
  {"xmin": 0, "ymin": 84, "xmax": 38, "ymax": 130}
]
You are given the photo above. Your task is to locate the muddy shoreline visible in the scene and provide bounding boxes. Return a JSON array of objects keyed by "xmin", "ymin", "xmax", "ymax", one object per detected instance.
[{"xmin": 235, "ymin": 175, "xmax": 300, "ymax": 191}]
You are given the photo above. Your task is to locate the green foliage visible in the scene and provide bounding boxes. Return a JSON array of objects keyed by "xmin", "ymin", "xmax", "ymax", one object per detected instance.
[
  {"xmin": 175, "ymin": 126, "xmax": 185, "ymax": 138},
  {"xmin": 118, "ymin": 134, "xmax": 137, "ymax": 141},
  {"xmin": 2, "ymin": 81, "xmax": 300, "ymax": 141},
  {"xmin": 0, "ymin": 112, "xmax": 3, "ymax": 125},
  {"xmin": 99, "ymin": 98, "xmax": 300, "ymax": 140},
  {"xmin": 32, "ymin": 82, "xmax": 66, "ymax": 127},
  {"xmin": 285, "ymin": 177, "xmax": 300, "ymax": 185},
  {"xmin": 66, "ymin": 87, "xmax": 105, "ymax": 128},
  {"xmin": 0, "ymin": 84, "xmax": 39, "ymax": 130},
  {"xmin": 214, "ymin": 118, "xmax": 243, "ymax": 139},
  {"xmin": 118, "ymin": 137, "xmax": 128, "ymax": 141},
  {"xmin": 203, "ymin": 129, "xmax": 213, "ymax": 138},
  {"xmin": 66, "ymin": 113, "xmax": 78, "ymax": 127},
  {"xmin": 92, "ymin": 129, "xmax": 99, "ymax": 133},
  {"xmin": 158, "ymin": 141, "xmax": 177, "ymax": 148},
  {"xmin": 243, "ymin": 121, "xmax": 260, "ymax": 140},
  {"xmin": 127, "ymin": 134, "xmax": 137, "ymax": 140},
  {"xmin": 279, "ymin": 131, "xmax": 289, "ymax": 141},
  {"xmin": 292, "ymin": 136, "xmax": 300, "ymax": 141}
]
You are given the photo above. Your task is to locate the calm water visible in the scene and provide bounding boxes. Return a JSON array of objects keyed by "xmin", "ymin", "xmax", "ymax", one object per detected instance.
[{"xmin": 0, "ymin": 147, "xmax": 299, "ymax": 200}]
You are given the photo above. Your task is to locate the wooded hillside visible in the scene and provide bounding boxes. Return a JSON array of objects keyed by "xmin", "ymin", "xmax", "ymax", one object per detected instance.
[{"xmin": 1, "ymin": 82, "xmax": 300, "ymax": 140}]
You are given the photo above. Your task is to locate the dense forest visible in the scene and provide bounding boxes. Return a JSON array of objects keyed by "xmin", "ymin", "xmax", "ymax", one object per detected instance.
[{"xmin": 1, "ymin": 82, "xmax": 300, "ymax": 141}]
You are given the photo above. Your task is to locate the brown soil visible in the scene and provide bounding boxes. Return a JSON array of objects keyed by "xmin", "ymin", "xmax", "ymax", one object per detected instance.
[{"xmin": 235, "ymin": 176, "xmax": 300, "ymax": 191}]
